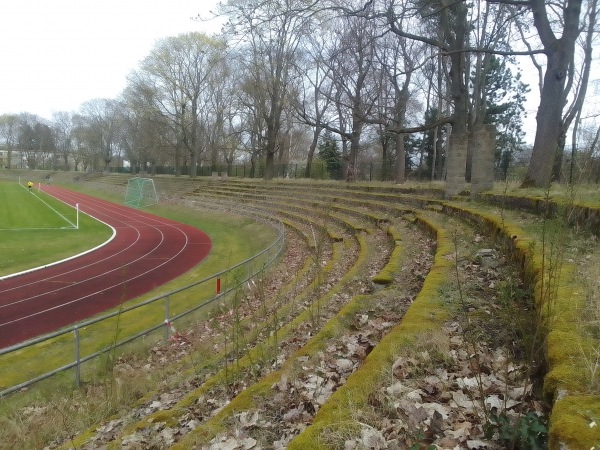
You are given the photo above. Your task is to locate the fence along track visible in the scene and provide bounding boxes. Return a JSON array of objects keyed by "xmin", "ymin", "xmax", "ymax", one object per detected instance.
[{"xmin": 0, "ymin": 204, "xmax": 284, "ymax": 398}]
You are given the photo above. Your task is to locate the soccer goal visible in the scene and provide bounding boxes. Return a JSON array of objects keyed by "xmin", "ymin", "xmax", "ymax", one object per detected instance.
[{"xmin": 124, "ymin": 177, "xmax": 158, "ymax": 208}]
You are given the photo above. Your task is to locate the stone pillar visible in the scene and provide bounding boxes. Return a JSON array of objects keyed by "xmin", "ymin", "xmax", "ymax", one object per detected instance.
[
  {"xmin": 444, "ymin": 133, "xmax": 469, "ymax": 198},
  {"xmin": 470, "ymin": 125, "xmax": 496, "ymax": 197}
]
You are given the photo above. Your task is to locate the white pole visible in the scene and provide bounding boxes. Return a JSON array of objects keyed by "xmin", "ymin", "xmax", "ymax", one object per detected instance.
[{"xmin": 76, "ymin": 203, "xmax": 79, "ymax": 229}]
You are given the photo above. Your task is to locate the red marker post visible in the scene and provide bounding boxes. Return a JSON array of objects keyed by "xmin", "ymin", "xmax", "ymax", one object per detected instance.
[{"xmin": 216, "ymin": 278, "xmax": 221, "ymax": 295}]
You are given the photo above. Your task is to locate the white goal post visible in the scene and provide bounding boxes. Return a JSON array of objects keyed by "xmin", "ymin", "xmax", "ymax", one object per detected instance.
[{"xmin": 124, "ymin": 177, "xmax": 158, "ymax": 208}]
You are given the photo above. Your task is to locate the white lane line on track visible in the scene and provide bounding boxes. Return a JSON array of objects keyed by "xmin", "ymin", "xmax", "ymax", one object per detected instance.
[
  {"xmin": 0, "ymin": 202, "xmax": 138, "ymax": 289},
  {"xmin": 0, "ymin": 203, "xmax": 161, "ymax": 306},
  {"xmin": 0, "ymin": 225, "xmax": 117, "ymax": 282},
  {"xmin": 0, "ymin": 224, "xmax": 195, "ymax": 328},
  {"xmin": 0, "ymin": 186, "xmax": 177, "ymax": 292},
  {"xmin": 0, "ymin": 186, "xmax": 205, "ymax": 325}
]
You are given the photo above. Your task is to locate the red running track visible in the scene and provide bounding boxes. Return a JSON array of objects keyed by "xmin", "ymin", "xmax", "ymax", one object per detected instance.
[{"xmin": 0, "ymin": 186, "xmax": 212, "ymax": 349}]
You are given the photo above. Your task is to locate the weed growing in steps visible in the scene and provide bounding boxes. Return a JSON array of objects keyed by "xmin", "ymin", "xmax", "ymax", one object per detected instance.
[
  {"xmin": 451, "ymin": 188, "xmax": 599, "ymax": 448},
  {"xmin": 578, "ymin": 266, "xmax": 600, "ymax": 392},
  {"xmin": 486, "ymin": 410, "xmax": 548, "ymax": 449},
  {"xmin": 474, "ymin": 181, "xmax": 600, "ymax": 448},
  {"xmin": 568, "ymin": 220, "xmax": 600, "ymax": 394},
  {"xmin": 223, "ymin": 279, "xmax": 251, "ymax": 394},
  {"xmin": 0, "ymin": 244, "xmax": 293, "ymax": 448},
  {"xmin": 93, "ymin": 229, "xmax": 341, "ymax": 447},
  {"xmin": 447, "ymin": 210, "xmax": 550, "ymax": 449},
  {"xmin": 169, "ymin": 228, "xmax": 394, "ymax": 448}
]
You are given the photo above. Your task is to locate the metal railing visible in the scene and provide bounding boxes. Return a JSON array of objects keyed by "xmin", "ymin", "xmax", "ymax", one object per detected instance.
[{"xmin": 0, "ymin": 207, "xmax": 285, "ymax": 397}]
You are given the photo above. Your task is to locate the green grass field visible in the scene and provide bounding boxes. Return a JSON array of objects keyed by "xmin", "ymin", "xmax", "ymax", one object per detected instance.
[{"xmin": 0, "ymin": 180, "xmax": 112, "ymax": 276}]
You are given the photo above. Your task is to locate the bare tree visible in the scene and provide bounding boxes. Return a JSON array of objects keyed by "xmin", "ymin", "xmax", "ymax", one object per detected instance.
[
  {"xmin": 292, "ymin": 14, "xmax": 336, "ymax": 178},
  {"xmin": 51, "ymin": 111, "xmax": 75, "ymax": 171},
  {"xmin": 131, "ymin": 32, "xmax": 222, "ymax": 177},
  {"xmin": 78, "ymin": 99, "xmax": 121, "ymax": 172},
  {"xmin": 0, "ymin": 114, "xmax": 19, "ymax": 169},
  {"xmin": 200, "ymin": 45, "xmax": 238, "ymax": 173},
  {"xmin": 375, "ymin": 27, "xmax": 426, "ymax": 183},
  {"xmin": 514, "ymin": 0, "xmax": 588, "ymax": 187},
  {"xmin": 297, "ymin": 7, "xmax": 382, "ymax": 181},
  {"xmin": 467, "ymin": 0, "xmax": 522, "ymax": 180},
  {"xmin": 16, "ymin": 114, "xmax": 55, "ymax": 170},
  {"xmin": 560, "ymin": 0, "xmax": 598, "ymax": 183},
  {"xmin": 219, "ymin": 0, "xmax": 314, "ymax": 180},
  {"xmin": 125, "ymin": 72, "xmax": 185, "ymax": 174},
  {"xmin": 234, "ymin": 49, "xmax": 268, "ymax": 178}
]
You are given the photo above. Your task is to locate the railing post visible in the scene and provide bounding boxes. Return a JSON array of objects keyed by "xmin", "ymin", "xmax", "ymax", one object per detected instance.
[
  {"xmin": 74, "ymin": 326, "xmax": 81, "ymax": 387},
  {"xmin": 164, "ymin": 295, "xmax": 170, "ymax": 341}
]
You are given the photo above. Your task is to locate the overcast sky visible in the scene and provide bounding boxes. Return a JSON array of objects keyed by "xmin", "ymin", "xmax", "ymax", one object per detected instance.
[
  {"xmin": 3, "ymin": 1, "xmax": 591, "ymax": 144},
  {"xmin": 0, "ymin": 0, "xmax": 222, "ymax": 120}
]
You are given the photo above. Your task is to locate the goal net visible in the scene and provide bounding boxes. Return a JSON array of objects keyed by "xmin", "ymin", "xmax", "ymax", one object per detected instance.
[{"xmin": 124, "ymin": 177, "xmax": 158, "ymax": 208}]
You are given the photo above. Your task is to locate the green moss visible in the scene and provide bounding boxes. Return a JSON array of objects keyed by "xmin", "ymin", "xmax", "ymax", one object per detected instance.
[
  {"xmin": 288, "ymin": 211, "xmax": 452, "ymax": 449},
  {"xmin": 549, "ymin": 395, "xmax": 600, "ymax": 450},
  {"xmin": 122, "ymin": 233, "xmax": 366, "ymax": 447},
  {"xmin": 173, "ymin": 236, "xmax": 375, "ymax": 448},
  {"xmin": 545, "ymin": 330, "xmax": 597, "ymax": 396},
  {"xmin": 103, "ymin": 236, "xmax": 340, "ymax": 443},
  {"xmin": 388, "ymin": 225, "xmax": 402, "ymax": 242},
  {"xmin": 144, "ymin": 410, "xmax": 179, "ymax": 427},
  {"xmin": 27, "ymin": 180, "xmax": 600, "ymax": 450},
  {"xmin": 438, "ymin": 198, "xmax": 599, "ymax": 449},
  {"xmin": 372, "ymin": 247, "xmax": 403, "ymax": 285},
  {"xmin": 372, "ymin": 225, "xmax": 405, "ymax": 285},
  {"xmin": 326, "ymin": 226, "xmax": 344, "ymax": 242}
]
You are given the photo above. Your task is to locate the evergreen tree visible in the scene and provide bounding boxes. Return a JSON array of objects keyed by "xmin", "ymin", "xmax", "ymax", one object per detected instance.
[
  {"xmin": 483, "ymin": 57, "xmax": 529, "ymax": 179},
  {"xmin": 318, "ymin": 131, "xmax": 342, "ymax": 178},
  {"xmin": 403, "ymin": 133, "xmax": 421, "ymax": 175},
  {"xmin": 417, "ymin": 107, "xmax": 446, "ymax": 180}
]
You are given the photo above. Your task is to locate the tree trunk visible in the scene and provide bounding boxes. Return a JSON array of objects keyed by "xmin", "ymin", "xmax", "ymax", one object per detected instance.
[
  {"xmin": 265, "ymin": 150, "xmax": 275, "ymax": 180},
  {"xmin": 552, "ymin": 131, "xmax": 567, "ymax": 182},
  {"xmin": 189, "ymin": 150, "xmax": 198, "ymax": 178},
  {"xmin": 381, "ymin": 131, "xmax": 389, "ymax": 182},
  {"xmin": 305, "ymin": 127, "xmax": 321, "ymax": 178},
  {"xmin": 264, "ymin": 116, "xmax": 280, "ymax": 180},
  {"xmin": 522, "ymin": 51, "xmax": 570, "ymax": 187},
  {"xmin": 347, "ymin": 131, "xmax": 361, "ymax": 182},
  {"xmin": 174, "ymin": 144, "xmax": 182, "ymax": 177},
  {"xmin": 522, "ymin": 0, "xmax": 582, "ymax": 187},
  {"xmin": 395, "ymin": 134, "xmax": 406, "ymax": 184},
  {"xmin": 442, "ymin": 1, "xmax": 469, "ymax": 197}
]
